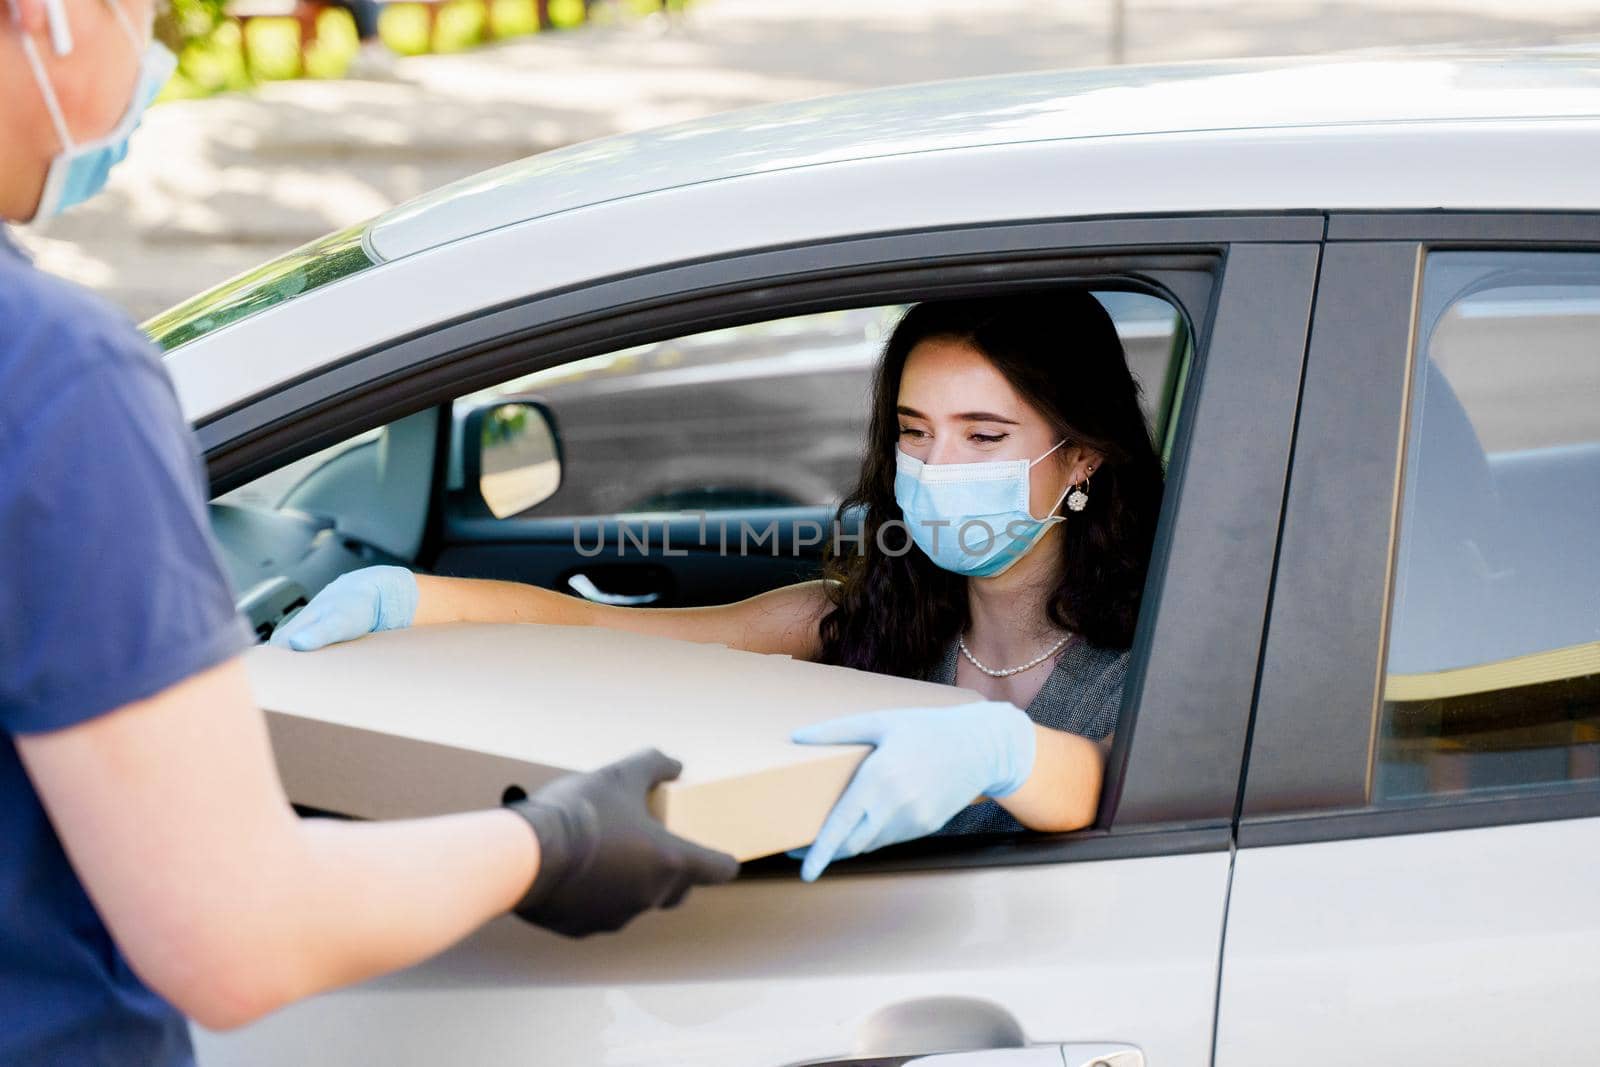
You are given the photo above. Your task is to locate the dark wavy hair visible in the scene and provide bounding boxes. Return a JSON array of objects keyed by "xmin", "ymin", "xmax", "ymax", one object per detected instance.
[{"xmin": 816, "ymin": 290, "xmax": 1166, "ymax": 679}]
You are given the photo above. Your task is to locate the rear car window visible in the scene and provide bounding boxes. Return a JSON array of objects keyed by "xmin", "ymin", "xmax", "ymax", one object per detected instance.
[{"xmin": 1377, "ymin": 250, "xmax": 1600, "ymax": 802}]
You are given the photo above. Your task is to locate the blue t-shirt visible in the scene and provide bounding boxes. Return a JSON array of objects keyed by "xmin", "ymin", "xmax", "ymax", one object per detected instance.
[{"xmin": 0, "ymin": 229, "xmax": 252, "ymax": 1064}]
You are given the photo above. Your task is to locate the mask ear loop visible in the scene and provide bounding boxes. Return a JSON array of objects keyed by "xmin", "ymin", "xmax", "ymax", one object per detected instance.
[
  {"xmin": 1024, "ymin": 439, "xmax": 1073, "ymax": 523},
  {"xmin": 103, "ymin": 0, "xmax": 144, "ymax": 48},
  {"xmin": 16, "ymin": 29, "xmax": 76, "ymax": 152},
  {"xmin": 40, "ymin": 0, "xmax": 75, "ymax": 54},
  {"xmin": 18, "ymin": 0, "xmax": 152, "ymax": 157}
]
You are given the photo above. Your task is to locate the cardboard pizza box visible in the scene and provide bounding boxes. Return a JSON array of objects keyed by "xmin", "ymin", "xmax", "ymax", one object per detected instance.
[{"xmin": 245, "ymin": 623, "xmax": 981, "ymax": 862}]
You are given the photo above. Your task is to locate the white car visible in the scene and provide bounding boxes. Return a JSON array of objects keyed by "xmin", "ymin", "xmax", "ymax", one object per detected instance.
[{"xmin": 148, "ymin": 47, "xmax": 1600, "ymax": 1066}]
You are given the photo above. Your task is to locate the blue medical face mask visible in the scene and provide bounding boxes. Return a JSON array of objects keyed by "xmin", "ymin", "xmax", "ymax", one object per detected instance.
[
  {"xmin": 18, "ymin": 0, "xmax": 175, "ymax": 221},
  {"xmin": 893, "ymin": 439, "xmax": 1072, "ymax": 578}
]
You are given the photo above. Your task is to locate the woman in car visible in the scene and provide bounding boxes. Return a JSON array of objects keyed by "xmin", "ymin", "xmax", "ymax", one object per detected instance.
[{"xmin": 275, "ymin": 291, "xmax": 1165, "ymax": 879}]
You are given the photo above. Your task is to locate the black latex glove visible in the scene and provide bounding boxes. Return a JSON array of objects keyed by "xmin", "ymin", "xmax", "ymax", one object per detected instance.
[{"xmin": 505, "ymin": 748, "xmax": 740, "ymax": 937}]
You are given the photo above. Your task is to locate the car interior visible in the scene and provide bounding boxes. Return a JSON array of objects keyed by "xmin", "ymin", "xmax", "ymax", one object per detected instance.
[
  {"xmin": 210, "ymin": 290, "xmax": 1191, "ymax": 646},
  {"xmin": 203, "ymin": 287, "xmax": 1193, "ymax": 854}
]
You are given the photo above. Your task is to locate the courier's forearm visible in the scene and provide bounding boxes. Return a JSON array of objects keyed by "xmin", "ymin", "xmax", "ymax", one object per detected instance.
[
  {"xmin": 21, "ymin": 658, "xmax": 541, "ymax": 1033},
  {"xmin": 162, "ymin": 808, "xmax": 537, "ymax": 1031},
  {"xmin": 265, "ymin": 810, "xmax": 537, "ymax": 1015},
  {"xmin": 993, "ymin": 725, "xmax": 1105, "ymax": 833}
]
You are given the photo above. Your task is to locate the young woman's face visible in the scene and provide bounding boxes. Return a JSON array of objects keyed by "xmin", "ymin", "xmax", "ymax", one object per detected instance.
[{"xmin": 896, "ymin": 336, "xmax": 1093, "ymax": 519}]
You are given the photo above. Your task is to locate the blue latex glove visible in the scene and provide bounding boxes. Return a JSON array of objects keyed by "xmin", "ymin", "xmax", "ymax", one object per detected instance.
[
  {"xmin": 790, "ymin": 701, "xmax": 1037, "ymax": 882},
  {"xmin": 269, "ymin": 565, "xmax": 419, "ymax": 651}
]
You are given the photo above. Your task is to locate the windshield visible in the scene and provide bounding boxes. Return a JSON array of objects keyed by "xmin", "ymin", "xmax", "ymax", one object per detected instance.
[{"xmin": 142, "ymin": 224, "xmax": 376, "ymax": 353}]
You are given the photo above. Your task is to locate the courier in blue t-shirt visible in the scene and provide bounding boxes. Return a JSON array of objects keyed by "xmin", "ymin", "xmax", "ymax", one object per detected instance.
[{"xmin": 0, "ymin": 228, "xmax": 252, "ymax": 1064}]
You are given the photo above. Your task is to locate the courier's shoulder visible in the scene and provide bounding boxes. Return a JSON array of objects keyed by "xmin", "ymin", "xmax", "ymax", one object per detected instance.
[{"xmin": 0, "ymin": 242, "xmax": 166, "ymax": 426}]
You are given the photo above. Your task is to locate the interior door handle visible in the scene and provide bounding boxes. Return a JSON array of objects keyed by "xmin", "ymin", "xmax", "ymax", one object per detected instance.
[
  {"xmin": 236, "ymin": 575, "xmax": 311, "ymax": 643},
  {"xmin": 792, "ymin": 1044, "xmax": 1142, "ymax": 1067},
  {"xmin": 566, "ymin": 572, "xmax": 661, "ymax": 607}
]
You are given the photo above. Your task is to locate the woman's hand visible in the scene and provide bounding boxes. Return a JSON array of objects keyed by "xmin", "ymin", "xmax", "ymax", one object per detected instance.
[
  {"xmin": 269, "ymin": 566, "xmax": 419, "ymax": 651},
  {"xmin": 789, "ymin": 701, "xmax": 1036, "ymax": 881}
]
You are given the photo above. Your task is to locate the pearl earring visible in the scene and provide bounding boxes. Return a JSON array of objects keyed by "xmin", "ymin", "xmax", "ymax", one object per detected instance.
[{"xmin": 1066, "ymin": 469, "xmax": 1092, "ymax": 512}]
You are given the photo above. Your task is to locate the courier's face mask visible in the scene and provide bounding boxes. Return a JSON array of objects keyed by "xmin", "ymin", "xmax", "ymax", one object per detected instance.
[{"xmin": 17, "ymin": 0, "xmax": 173, "ymax": 220}]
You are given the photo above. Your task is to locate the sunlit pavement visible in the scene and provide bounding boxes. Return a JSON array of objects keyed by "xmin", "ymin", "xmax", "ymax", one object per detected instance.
[{"xmin": 16, "ymin": 0, "xmax": 1600, "ymax": 322}]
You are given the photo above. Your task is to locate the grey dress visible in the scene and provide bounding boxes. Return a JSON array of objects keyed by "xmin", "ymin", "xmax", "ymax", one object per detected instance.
[{"xmin": 928, "ymin": 636, "xmax": 1128, "ymax": 836}]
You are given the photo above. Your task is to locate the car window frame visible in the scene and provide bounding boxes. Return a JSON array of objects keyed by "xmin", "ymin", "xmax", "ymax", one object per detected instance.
[
  {"xmin": 191, "ymin": 213, "xmax": 1323, "ymax": 869},
  {"xmin": 1241, "ymin": 211, "xmax": 1600, "ymax": 849}
]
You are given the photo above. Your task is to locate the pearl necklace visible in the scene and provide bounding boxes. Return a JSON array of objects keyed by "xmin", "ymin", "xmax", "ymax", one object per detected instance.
[{"xmin": 958, "ymin": 633, "xmax": 1074, "ymax": 678}]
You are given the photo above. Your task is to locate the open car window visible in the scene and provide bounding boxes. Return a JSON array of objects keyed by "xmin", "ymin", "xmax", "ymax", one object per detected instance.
[
  {"xmin": 213, "ymin": 282, "xmax": 1199, "ymax": 869},
  {"xmin": 447, "ymin": 292, "xmax": 1188, "ymax": 521}
]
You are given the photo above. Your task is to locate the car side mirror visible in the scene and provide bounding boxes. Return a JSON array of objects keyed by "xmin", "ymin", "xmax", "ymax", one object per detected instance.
[{"xmin": 462, "ymin": 399, "xmax": 563, "ymax": 519}]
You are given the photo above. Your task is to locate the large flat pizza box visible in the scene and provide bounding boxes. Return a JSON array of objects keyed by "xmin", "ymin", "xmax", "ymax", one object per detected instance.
[{"xmin": 246, "ymin": 623, "xmax": 980, "ymax": 862}]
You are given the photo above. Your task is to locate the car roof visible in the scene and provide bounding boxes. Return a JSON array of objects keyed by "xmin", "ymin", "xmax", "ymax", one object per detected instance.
[
  {"xmin": 159, "ymin": 46, "xmax": 1600, "ymax": 423},
  {"xmin": 368, "ymin": 47, "xmax": 1600, "ymax": 262}
]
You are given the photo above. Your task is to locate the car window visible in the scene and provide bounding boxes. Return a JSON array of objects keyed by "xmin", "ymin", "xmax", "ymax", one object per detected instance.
[
  {"xmin": 451, "ymin": 292, "xmax": 1186, "ymax": 520},
  {"xmin": 1377, "ymin": 250, "xmax": 1600, "ymax": 803},
  {"xmin": 215, "ymin": 428, "xmax": 385, "ymax": 511}
]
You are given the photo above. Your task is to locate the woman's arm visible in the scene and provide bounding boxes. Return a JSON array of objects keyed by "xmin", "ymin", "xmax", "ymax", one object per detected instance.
[
  {"xmin": 991, "ymin": 725, "xmax": 1109, "ymax": 833},
  {"xmin": 790, "ymin": 707, "xmax": 1109, "ymax": 880},
  {"xmin": 415, "ymin": 574, "xmax": 832, "ymax": 659}
]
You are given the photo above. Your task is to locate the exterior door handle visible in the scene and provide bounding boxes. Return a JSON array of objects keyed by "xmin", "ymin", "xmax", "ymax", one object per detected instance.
[
  {"xmin": 792, "ymin": 1043, "xmax": 1142, "ymax": 1066},
  {"xmin": 1060, "ymin": 1047, "xmax": 1143, "ymax": 1067},
  {"xmin": 567, "ymin": 572, "xmax": 661, "ymax": 607}
]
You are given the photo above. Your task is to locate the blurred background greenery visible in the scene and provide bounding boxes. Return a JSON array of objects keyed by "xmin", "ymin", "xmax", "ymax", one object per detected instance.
[{"xmin": 155, "ymin": 0, "xmax": 685, "ymax": 97}]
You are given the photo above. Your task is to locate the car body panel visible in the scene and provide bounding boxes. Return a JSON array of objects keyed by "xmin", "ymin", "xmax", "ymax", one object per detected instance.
[
  {"xmin": 1216, "ymin": 817, "xmax": 1600, "ymax": 1065},
  {"xmin": 1221, "ymin": 220, "xmax": 1600, "ymax": 1064},
  {"xmin": 195, "ymin": 853, "xmax": 1232, "ymax": 1065}
]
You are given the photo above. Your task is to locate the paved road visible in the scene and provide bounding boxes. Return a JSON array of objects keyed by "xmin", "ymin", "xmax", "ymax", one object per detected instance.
[{"xmin": 16, "ymin": 0, "xmax": 1600, "ymax": 321}]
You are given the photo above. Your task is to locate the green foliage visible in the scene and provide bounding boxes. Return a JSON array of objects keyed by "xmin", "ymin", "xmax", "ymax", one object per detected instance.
[
  {"xmin": 153, "ymin": 0, "xmax": 687, "ymax": 100},
  {"xmin": 488, "ymin": 0, "xmax": 541, "ymax": 39},
  {"xmin": 547, "ymin": 0, "xmax": 584, "ymax": 29},
  {"xmin": 304, "ymin": 9, "xmax": 361, "ymax": 76},
  {"xmin": 243, "ymin": 18, "xmax": 308, "ymax": 79},
  {"xmin": 483, "ymin": 405, "xmax": 530, "ymax": 446},
  {"xmin": 155, "ymin": 0, "xmax": 243, "ymax": 96},
  {"xmin": 433, "ymin": 1, "xmax": 490, "ymax": 52},
  {"xmin": 154, "ymin": 0, "xmax": 228, "ymax": 54},
  {"xmin": 378, "ymin": 3, "xmax": 435, "ymax": 55}
]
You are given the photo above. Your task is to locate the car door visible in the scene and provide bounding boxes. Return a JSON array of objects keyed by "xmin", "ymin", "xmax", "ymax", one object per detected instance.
[
  {"xmin": 188, "ymin": 215, "xmax": 1321, "ymax": 1067},
  {"xmin": 1217, "ymin": 217, "xmax": 1600, "ymax": 1065}
]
